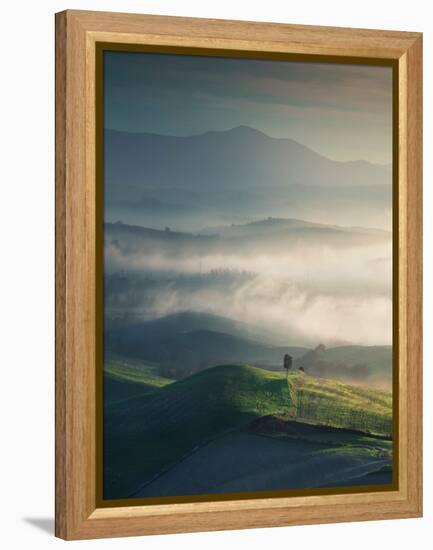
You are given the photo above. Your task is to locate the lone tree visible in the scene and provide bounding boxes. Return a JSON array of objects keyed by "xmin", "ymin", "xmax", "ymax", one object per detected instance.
[{"xmin": 284, "ymin": 354, "xmax": 293, "ymax": 376}]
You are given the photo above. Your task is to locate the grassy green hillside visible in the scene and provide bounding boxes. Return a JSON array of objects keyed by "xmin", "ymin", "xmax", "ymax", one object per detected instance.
[
  {"xmin": 104, "ymin": 365, "xmax": 392, "ymax": 498},
  {"xmin": 294, "ymin": 374, "xmax": 392, "ymax": 434},
  {"xmin": 104, "ymin": 357, "xmax": 172, "ymax": 405}
]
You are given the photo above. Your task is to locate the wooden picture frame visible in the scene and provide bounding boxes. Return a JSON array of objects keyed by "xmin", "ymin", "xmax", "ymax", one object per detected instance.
[{"xmin": 55, "ymin": 9, "xmax": 422, "ymax": 540}]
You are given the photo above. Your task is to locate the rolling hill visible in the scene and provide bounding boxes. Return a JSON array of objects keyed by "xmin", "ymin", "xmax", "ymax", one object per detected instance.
[
  {"xmin": 104, "ymin": 356, "xmax": 173, "ymax": 405},
  {"xmin": 106, "ymin": 310, "xmax": 288, "ymax": 346},
  {"xmin": 105, "ymin": 311, "xmax": 308, "ymax": 378},
  {"xmin": 295, "ymin": 344, "xmax": 392, "ymax": 387},
  {"xmin": 200, "ymin": 217, "xmax": 390, "ymax": 241},
  {"xmin": 104, "ymin": 365, "xmax": 393, "ymax": 499},
  {"xmin": 105, "ymin": 217, "xmax": 391, "ymax": 260},
  {"xmin": 105, "ymin": 311, "xmax": 392, "ymax": 385}
]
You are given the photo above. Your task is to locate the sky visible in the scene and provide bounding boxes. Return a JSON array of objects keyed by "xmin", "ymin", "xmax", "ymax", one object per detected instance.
[{"xmin": 104, "ymin": 50, "xmax": 393, "ymax": 164}]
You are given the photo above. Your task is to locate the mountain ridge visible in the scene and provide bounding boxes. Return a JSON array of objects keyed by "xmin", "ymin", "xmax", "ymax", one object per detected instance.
[
  {"xmin": 105, "ymin": 125, "xmax": 391, "ymax": 191},
  {"xmin": 104, "ymin": 125, "xmax": 392, "ymax": 230},
  {"xmin": 106, "ymin": 125, "xmax": 387, "ymax": 169}
]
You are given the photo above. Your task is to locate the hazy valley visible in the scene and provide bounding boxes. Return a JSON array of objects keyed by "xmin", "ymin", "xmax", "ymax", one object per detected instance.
[{"xmin": 103, "ymin": 126, "xmax": 394, "ymax": 500}]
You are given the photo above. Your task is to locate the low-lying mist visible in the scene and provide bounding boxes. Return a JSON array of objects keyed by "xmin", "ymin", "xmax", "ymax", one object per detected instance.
[{"xmin": 105, "ymin": 236, "xmax": 392, "ymax": 347}]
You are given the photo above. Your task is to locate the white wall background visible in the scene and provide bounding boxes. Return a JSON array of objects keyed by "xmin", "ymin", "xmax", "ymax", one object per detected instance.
[{"xmin": 0, "ymin": 0, "xmax": 430, "ymax": 548}]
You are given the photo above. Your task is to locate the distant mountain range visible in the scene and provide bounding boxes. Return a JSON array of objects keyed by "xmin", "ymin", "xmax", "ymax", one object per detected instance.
[
  {"xmin": 105, "ymin": 125, "xmax": 389, "ymax": 190},
  {"xmin": 104, "ymin": 126, "xmax": 392, "ymax": 230}
]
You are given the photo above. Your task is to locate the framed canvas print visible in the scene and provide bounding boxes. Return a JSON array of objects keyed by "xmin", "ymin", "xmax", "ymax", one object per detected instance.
[{"xmin": 55, "ymin": 10, "xmax": 422, "ymax": 540}]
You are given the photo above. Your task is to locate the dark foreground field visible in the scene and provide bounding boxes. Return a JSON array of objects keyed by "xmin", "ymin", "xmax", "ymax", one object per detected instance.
[
  {"xmin": 103, "ymin": 359, "xmax": 393, "ymax": 500},
  {"xmin": 135, "ymin": 429, "xmax": 391, "ymax": 498}
]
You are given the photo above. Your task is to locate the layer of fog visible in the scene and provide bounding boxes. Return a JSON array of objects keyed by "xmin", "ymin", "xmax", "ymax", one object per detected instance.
[{"xmin": 105, "ymin": 239, "xmax": 392, "ymax": 347}]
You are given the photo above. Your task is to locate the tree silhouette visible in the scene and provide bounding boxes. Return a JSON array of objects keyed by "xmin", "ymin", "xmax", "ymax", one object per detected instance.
[{"xmin": 284, "ymin": 354, "xmax": 293, "ymax": 377}]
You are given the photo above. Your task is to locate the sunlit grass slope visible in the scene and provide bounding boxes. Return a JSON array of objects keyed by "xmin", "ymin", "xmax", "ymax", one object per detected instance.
[
  {"xmin": 104, "ymin": 365, "xmax": 392, "ymax": 498},
  {"xmin": 104, "ymin": 357, "xmax": 172, "ymax": 405}
]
